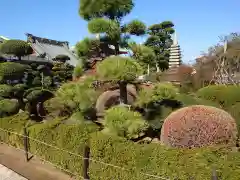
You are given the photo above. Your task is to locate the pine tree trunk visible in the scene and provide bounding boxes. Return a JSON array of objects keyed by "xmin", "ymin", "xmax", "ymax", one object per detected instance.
[
  {"xmin": 119, "ymin": 81, "xmax": 128, "ymax": 104},
  {"xmin": 115, "ymin": 43, "xmax": 120, "ymax": 55}
]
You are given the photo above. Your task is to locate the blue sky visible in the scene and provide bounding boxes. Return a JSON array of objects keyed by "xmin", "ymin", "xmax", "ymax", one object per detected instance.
[{"xmin": 1, "ymin": 0, "xmax": 239, "ymax": 63}]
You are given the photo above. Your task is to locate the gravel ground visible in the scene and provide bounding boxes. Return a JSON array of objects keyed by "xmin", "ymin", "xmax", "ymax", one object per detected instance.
[{"xmin": 0, "ymin": 164, "xmax": 27, "ymax": 180}]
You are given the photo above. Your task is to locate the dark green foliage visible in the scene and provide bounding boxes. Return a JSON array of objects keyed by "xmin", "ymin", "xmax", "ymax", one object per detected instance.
[
  {"xmin": 78, "ymin": 0, "xmax": 146, "ymax": 63},
  {"xmin": 134, "ymin": 87, "xmax": 220, "ymax": 131},
  {"xmin": 52, "ymin": 62, "xmax": 74, "ymax": 83},
  {"xmin": 125, "ymin": 20, "xmax": 146, "ymax": 36},
  {"xmin": 0, "ymin": 53, "xmax": 6, "ymax": 61},
  {"xmin": 42, "ymin": 76, "xmax": 53, "ymax": 87},
  {"xmin": 0, "ymin": 62, "xmax": 30, "ymax": 82},
  {"xmin": 0, "ymin": 99, "xmax": 19, "ymax": 117},
  {"xmin": 79, "ymin": 0, "xmax": 134, "ymax": 20},
  {"xmin": 0, "ymin": 84, "xmax": 14, "ymax": 98},
  {"xmin": 25, "ymin": 89, "xmax": 53, "ymax": 102},
  {"xmin": 0, "ymin": 40, "xmax": 33, "ymax": 60},
  {"xmin": 145, "ymin": 21, "xmax": 175, "ymax": 71},
  {"xmin": 32, "ymin": 76, "xmax": 41, "ymax": 86},
  {"xmin": 53, "ymin": 54, "xmax": 70, "ymax": 62},
  {"xmin": 129, "ymin": 42, "xmax": 156, "ymax": 72},
  {"xmin": 75, "ymin": 37, "xmax": 101, "ymax": 61},
  {"xmin": 90, "ymin": 132, "xmax": 240, "ymax": 180},
  {"xmin": 23, "ymin": 87, "xmax": 42, "ymax": 99}
]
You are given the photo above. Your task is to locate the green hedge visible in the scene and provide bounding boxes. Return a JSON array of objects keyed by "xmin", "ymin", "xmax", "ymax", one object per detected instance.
[
  {"xmin": 90, "ymin": 132, "xmax": 240, "ymax": 180},
  {"xmin": 196, "ymin": 85, "xmax": 240, "ymax": 108},
  {"xmin": 0, "ymin": 113, "xmax": 30, "ymax": 147},
  {"xmin": 226, "ymin": 103, "xmax": 240, "ymax": 131},
  {"xmin": 0, "ymin": 114, "xmax": 98, "ymax": 178},
  {"xmin": 176, "ymin": 94, "xmax": 220, "ymax": 108},
  {"xmin": 1, "ymin": 114, "xmax": 240, "ymax": 179},
  {"xmin": 27, "ymin": 119, "xmax": 98, "ymax": 177}
]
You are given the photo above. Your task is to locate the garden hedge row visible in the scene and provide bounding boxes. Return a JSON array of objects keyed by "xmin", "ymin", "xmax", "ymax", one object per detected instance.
[
  {"xmin": 196, "ymin": 85, "xmax": 240, "ymax": 108},
  {"xmin": 196, "ymin": 85, "xmax": 240, "ymax": 130},
  {"xmin": 89, "ymin": 132, "xmax": 240, "ymax": 180},
  {"xmin": 1, "ymin": 113, "xmax": 240, "ymax": 180},
  {"xmin": 0, "ymin": 113, "xmax": 98, "ymax": 178}
]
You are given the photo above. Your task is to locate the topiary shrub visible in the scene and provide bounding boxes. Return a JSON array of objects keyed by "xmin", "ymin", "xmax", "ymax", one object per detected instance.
[
  {"xmin": 0, "ymin": 99, "xmax": 20, "ymax": 117},
  {"xmin": 135, "ymin": 82, "xmax": 178, "ymax": 107},
  {"xmin": 160, "ymin": 105, "xmax": 238, "ymax": 148},
  {"xmin": 0, "ymin": 62, "xmax": 30, "ymax": 82},
  {"xmin": 102, "ymin": 106, "xmax": 149, "ymax": 139},
  {"xmin": 56, "ymin": 77, "xmax": 100, "ymax": 113},
  {"xmin": 96, "ymin": 56, "xmax": 143, "ymax": 82},
  {"xmin": 196, "ymin": 85, "xmax": 240, "ymax": 108},
  {"xmin": 0, "ymin": 39, "xmax": 33, "ymax": 60},
  {"xmin": 133, "ymin": 83, "xmax": 179, "ymax": 128},
  {"xmin": 43, "ymin": 97, "xmax": 71, "ymax": 118},
  {"xmin": 25, "ymin": 89, "xmax": 53, "ymax": 102},
  {"xmin": 53, "ymin": 54, "xmax": 70, "ymax": 62},
  {"xmin": 0, "ymin": 84, "xmax": 14, "ymax": 98}
]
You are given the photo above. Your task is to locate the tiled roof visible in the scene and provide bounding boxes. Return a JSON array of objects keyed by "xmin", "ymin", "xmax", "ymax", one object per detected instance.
[{"xmin": 26, "ymin": 33, "xmax": 79, "ymax": 66}]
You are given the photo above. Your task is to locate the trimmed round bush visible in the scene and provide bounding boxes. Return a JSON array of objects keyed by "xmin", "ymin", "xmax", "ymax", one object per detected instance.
[
  {"xmin": 0, "ymin": 84, "xmax": 14, "ymax": 98},
  {"xmin": 160, "ymin": 105, "xmax": 238, "ymax": 148},
  {"xmin": 103, "ymin": 106, "xmax": 149, "ymax": 139},
  {"xmin": 0, "ymin": 62, "xmax": 30, "ymax": 81},
  {"xmin": 0, "ymin": 40, "xmax": 33, "ymax": 59},
  {"xmin": 44, "ymin": 97, "xmax": 70, "ymax": 117},
  {"xmin": 0, "ymin": 99, "xmax": 20, "ymax": 117},
  {"xmin": 53, "ymin": 54, "xmax": 70, "ymax": 62}
]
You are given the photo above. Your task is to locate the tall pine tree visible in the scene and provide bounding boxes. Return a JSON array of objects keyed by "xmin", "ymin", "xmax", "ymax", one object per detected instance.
[
  {"xmin": 145, "ymin": 21, "xmax": 175, "ymax": 71},
  {"xmin": 78, "ymin": 0, "xmax": 147, "ymax": 104}
]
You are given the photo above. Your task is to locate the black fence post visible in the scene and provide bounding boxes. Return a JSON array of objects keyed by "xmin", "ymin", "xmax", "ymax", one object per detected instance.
[
  {"xmin": 83, "ymin": 145, "xmax": 90, "ymax": 180},
  {"xmin": 23, "ymin": 127, "xmax": 29, "ymax": 162},
  {"xmin": 212, "ymin": 168, "xmax": 218, "ymax": 180}
]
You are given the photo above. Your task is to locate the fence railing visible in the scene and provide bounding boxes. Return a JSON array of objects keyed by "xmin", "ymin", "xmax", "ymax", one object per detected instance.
[{"xmin": 0, "ymin": 127, "xmax": 219, "ymax": 180}]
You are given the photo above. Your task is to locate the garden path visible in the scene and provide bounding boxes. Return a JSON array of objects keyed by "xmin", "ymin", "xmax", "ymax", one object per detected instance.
[
  {"xmin": 0, "ymin": 164, "xmax": 27, "ymax": 180},
  {"xmin": 0, "ymin": 143, "xmax": 75, "ymax": 180}
]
